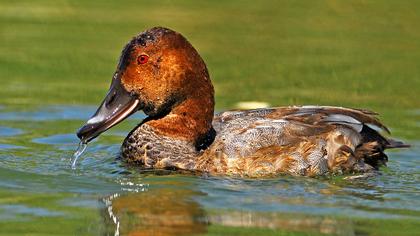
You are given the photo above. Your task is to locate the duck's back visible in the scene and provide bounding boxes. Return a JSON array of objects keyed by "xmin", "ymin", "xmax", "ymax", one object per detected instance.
[{"xmin": 196, "ymin": 106, "xmax": 407, "ymax": 177}]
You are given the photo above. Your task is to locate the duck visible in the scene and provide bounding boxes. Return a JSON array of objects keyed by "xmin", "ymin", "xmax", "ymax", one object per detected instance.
[{"xmin": 77, "ymin": 27, "xmax": 408, "ymax": 177}]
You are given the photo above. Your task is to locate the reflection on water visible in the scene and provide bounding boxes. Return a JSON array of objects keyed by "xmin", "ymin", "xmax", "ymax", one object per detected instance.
[
  {"xmin": 0, "ymin": 105, "xmax": 419, "ymax": 235},
  {"xmin": 0, "ymin": 126, "xmax": 23, "ymax": 136},
  {"xmin": 103, "ymin": 185, "xmax": 359, "ymax": 236},
  {"xmin": 104, "ymin": 187, "xmax": 207, "ymax": 236}
]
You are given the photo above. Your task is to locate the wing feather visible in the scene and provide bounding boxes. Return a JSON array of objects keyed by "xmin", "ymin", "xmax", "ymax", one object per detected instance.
[{"xmin": 265, "ymin": 106, "xmax": 390, "ymax": 134}]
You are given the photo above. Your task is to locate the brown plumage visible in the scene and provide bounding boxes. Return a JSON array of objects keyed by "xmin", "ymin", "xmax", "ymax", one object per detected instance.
[
  {"xmin": 192, "ymin": 106, "xmax": 408, "ymax": 177},
  {"xmin": 77, "ymin": 27, "xmax": 408, "ymax": 178}
]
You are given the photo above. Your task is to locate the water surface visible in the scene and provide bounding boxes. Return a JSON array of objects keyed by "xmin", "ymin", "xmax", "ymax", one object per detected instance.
[{"xmin": 0, "ymin": 105, "xmax": 419, "ymax": 236}]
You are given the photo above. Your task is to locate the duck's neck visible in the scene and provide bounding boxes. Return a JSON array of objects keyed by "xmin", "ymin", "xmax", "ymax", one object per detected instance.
[{"xmin": 146, "ymin": 84, "xmax": 215, "ymax": 149}]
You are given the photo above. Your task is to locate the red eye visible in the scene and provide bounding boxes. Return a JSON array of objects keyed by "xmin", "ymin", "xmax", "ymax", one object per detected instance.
[{"xmin": 137, "ymin": 54, "xmax": 149, "ymax": 64}]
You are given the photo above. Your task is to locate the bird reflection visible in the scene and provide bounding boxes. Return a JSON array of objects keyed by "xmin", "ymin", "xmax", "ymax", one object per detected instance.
[
  {"xmin": 101, "ymin": 175, "xmax": 359, "ymax": 236},
  {"xmin": 102, "ymin": 187, "xmax": 208, "ymax": 236}
]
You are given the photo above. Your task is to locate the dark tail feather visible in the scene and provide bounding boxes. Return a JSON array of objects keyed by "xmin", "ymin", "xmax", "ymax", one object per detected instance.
[
  {"xmin": 360, "ymin": 125, "xmax": 410, "ymax": 149},
  {"xmin": 355, "ymin": 125, "xmax": 409, "ymax": 170},
  {"xmin": 385, "ymin": 139, "xmax": 410, "ymax": 149}
]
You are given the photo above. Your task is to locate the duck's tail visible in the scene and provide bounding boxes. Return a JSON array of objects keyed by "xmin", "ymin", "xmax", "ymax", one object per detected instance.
[
  {"xmin": 385, "ymin": 138, "xmax": 411, "ymax": 149},
  {"xmin": 354, "ymin": 125, "xmax": 409, "ymax": 169}
]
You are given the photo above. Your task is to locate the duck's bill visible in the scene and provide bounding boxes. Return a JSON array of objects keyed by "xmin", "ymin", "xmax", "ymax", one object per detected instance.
[{"xmin": 77, "ymin": 78, "xmax": 140, "ymax": 143}]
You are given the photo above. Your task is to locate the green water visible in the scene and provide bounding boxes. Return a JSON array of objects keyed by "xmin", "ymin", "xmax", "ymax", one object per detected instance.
[
  {"xmin": 1, "ymin": 0, "xmax": 420, "ymax": 235},
  {"xmin": 0, "ymin": 105, "xmax": 419, "ymax": 235}
]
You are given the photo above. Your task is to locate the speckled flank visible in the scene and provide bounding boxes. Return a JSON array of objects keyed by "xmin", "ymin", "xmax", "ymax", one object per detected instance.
[
  {"xmin": 194, "ymin": 106, "xmax": 389, "ymax": 177},
  {"xmin": 90, "ymin": 27, "xmax": 407, "ymax": 177},
  {"xmin": 123, "ymin": 105, "xmax": 401, "ymax": 177}
]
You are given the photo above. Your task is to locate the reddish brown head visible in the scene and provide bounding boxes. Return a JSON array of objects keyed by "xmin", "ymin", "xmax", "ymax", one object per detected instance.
[{"xmin": 77, "ymin": 27, "xmax": 215, "ymax": 145}]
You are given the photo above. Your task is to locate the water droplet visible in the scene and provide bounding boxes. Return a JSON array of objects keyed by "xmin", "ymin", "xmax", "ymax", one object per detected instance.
[{"xmin": 71, "ymin": 141, "xmax": 87, "ymax": 169}]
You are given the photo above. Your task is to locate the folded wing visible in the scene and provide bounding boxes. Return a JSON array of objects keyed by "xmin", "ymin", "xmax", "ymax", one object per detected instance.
[{"xmin": 200, "ymin": 106, "xmax": 408, "ymax": 177}]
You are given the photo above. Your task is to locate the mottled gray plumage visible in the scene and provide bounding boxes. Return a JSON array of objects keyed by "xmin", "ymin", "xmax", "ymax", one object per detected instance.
[{"xmin": 122, "ymin": 106, "xmax": 404, "ymax": 177}]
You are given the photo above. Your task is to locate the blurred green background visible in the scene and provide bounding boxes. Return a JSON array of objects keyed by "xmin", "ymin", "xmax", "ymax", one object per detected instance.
[
  {"xmin": 1, "ymin": 0, "xmax": 419, "ymax": 137},
  {"xmin": 0, "ymin": 1, "xmax": 419, "ymax": 235}
]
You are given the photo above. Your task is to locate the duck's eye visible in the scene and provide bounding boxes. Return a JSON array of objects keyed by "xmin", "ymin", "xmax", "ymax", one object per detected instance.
[{"xmin": 137, "ymin": 54, "xmax": 149, "ymax": 65}]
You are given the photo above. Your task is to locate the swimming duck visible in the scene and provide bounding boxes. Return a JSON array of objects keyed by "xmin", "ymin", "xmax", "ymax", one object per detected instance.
[{"xmin": 77, "ymin": 27, "xmax": 407, "ymax": 177}]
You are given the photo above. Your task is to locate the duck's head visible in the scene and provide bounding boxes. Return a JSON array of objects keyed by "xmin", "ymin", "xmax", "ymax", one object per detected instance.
[{"xmin": 77, "ymin": 27, "xmax": 214, "ymax": 143}]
